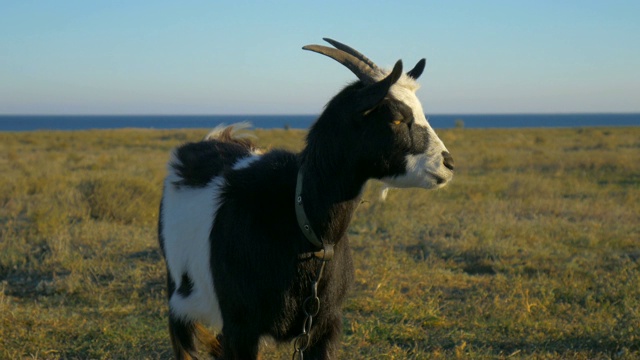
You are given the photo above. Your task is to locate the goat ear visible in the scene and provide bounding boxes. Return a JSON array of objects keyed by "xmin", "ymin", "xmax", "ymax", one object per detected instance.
[
  {"xmin": 355, "ymin": 60, "xmax": 403, "ymax": 113},
  {"xmin": 407, "ymin": 58, "xmax": 426, "ymax": 79}
]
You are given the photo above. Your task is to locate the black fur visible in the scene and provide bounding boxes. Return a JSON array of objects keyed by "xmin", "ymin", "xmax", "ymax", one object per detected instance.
[
  {"xmin": 177, "ymin": 273, "xmax": 194, "ymax": 297},
  {"xmin": 159, "ymin": 65, "xmax": 442, "ymax": 359},
  {"xmin": 170, "ymin": 139, "xmax": 252, "ymax": 188}
]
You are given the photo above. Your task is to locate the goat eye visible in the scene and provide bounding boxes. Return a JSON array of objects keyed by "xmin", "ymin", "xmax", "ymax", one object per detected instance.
[{"xmin": 392, "ymin": 120, "xmax": 402, "ymax": 125}]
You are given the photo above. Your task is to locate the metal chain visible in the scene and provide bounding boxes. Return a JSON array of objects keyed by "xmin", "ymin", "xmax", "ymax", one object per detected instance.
[{"xmin": 291, "ymin": 250, "xmax": 330, "ymax": 360}]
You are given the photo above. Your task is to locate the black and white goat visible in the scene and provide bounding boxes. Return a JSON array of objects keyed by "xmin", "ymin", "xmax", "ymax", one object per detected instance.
[{"xmin": 158, "ymin": 38, "xmax": 454, "ymax": 360}]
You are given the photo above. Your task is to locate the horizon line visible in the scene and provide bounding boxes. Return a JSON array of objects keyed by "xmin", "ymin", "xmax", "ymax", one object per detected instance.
[{"xmin": 2, "ymin": 111, "xmax": 640, "ymax": 117}]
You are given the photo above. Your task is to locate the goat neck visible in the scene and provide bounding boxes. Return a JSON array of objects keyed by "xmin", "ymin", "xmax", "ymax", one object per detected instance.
[{"xmin": 297, "ymin": 147, "xmax": 364, "ymax": 247}]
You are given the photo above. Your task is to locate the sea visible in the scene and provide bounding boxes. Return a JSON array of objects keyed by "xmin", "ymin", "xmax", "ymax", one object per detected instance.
[{"xmin": 0, "ymin": 113, "xmax": 639, "ymax": 132}]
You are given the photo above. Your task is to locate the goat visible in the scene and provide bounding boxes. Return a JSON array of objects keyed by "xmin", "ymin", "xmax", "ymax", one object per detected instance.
[{"xmin": 158, "ymin": 38, "xmax": 454, "ymax": 360}]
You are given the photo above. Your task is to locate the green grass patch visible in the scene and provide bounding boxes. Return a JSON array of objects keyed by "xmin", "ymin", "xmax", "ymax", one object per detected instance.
[{"xmin": 1, "ymin": 126, "xmax": 639, "ymax": 359}]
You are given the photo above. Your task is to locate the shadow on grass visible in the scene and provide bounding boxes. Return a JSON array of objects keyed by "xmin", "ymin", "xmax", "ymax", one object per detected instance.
[
  {"xmin": 397, "ymin": 243, "xmax": 498, "ymax": 276},
  {"xmin": 128, "ymin": 248, "xmax": 167, "ymax": 298},
  {"xmin": 1, "ymin": 268, "xmax": 69, "ymax": 298},
  {"xmin": 461, "ymin": 336, "xmax": 637, "ymax": 358}
]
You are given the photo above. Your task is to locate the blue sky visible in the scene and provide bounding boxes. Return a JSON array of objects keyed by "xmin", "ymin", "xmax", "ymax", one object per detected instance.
[{"xmin": 1, "ymin": 1, "xmax": 639, "ymax": 115}]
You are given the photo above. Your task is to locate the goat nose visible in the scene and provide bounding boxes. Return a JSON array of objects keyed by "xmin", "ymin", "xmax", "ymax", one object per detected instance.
[{"xmin": 442, "ymin": 151, "xmax": 455, "ymax": 171}]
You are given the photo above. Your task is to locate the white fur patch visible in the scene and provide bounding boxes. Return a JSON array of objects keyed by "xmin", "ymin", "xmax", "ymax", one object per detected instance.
[
  {"xmin": 382, "ymin": 151, "xmax": 452, "ymax": 189},
  {"xmin": 161, "ymin": 153, "xmax": 225, "ymax": 331},
  {"xmin": 232, "ymin": 153, "xmax": 262, "ymax": 170}
]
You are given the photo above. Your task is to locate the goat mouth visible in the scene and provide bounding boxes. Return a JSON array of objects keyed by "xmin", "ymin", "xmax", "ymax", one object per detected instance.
[{"xmin": 426, "ymin": 172, "xmax": 448, "ymax": 185}]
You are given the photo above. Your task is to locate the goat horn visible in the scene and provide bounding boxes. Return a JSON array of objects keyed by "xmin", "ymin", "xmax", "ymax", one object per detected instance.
[
  {"xmin": 322, "ymin": 38, "xmax": 380, "ymax": 72},
  {"xmin": 302, "ymin": 44, "xmax": 377, "ymax": 83}
]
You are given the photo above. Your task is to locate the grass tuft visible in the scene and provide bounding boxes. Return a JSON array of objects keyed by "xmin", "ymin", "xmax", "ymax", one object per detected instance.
[{"xmin": 80, "ymin": 175, "xmax": 160, "ymax": 225}]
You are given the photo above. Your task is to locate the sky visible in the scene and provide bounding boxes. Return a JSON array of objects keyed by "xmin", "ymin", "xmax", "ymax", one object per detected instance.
[{"xmin": 1, "ymin": 1, "xmax": 639, "ymax": 115}]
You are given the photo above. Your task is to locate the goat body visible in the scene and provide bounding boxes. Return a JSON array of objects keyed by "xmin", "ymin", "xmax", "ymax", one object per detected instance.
[{"xmin": 158, "ymin": 39, "xmax": 454, "ymax": 359}]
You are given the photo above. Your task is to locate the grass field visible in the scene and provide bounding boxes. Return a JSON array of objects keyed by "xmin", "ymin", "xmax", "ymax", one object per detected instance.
[{"xmin": 1, "ymin": 126, "xmax": 638, "ymax": 359}]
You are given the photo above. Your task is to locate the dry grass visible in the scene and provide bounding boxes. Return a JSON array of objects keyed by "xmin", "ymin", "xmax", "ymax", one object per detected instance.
[{"xmin": 0, "ymin": 126, "xmax": 638, "ymax": 359}]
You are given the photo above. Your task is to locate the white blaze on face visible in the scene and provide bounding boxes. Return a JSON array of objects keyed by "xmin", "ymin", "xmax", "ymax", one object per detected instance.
[{"xmin": 381, "ymin": 74, "xmax": 453, "ymax": 189}]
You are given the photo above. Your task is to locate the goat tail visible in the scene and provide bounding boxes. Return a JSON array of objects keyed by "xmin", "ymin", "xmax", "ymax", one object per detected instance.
[
  {"xmin": 203, "ymin": 122, "xmax": 261, "ymax": 154},
  {"xmin": 204, "ymin": 122, "xmax": 255, "ymax": 142},
  {"xmin": 169, "ymin": 315, "xmax": 223, "ymax": 359}
]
